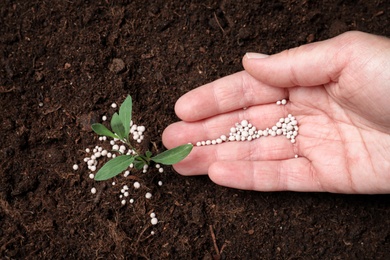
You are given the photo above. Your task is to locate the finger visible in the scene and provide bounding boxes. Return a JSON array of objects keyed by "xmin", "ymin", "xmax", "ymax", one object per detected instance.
[
  {"xmin": 171, "ymin": 137, "xmax": 297, "ymax": 176},
  {"xmin": 242, "ymin": 32, "xmax": 362, "ymax": 87},
  {"xmin": 208, "ymin": 159, "xmax": 324, "ymax": 192},
  {"xmin": 174, "ymin": 70, "xmax": 287, "ymax": 122},
  {"xmin": 163, "ymin": 102, "xmax": 293, "ymax": 148}
]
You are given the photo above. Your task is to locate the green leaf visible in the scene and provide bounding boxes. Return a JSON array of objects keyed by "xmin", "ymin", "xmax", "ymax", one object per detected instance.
[
  {"xmin": 119, "ymin": 95, "xmax": 132, "ymax": 138},
  {"xmin": 145, "ymin": 151, "xmax": 152, "ymax": 159},
  {"xmin": 111, "ymin": 112, "xmax": 126, "ymax": 140},
  {"xmin": 91, "ymin": 123, "xmax": 118, "ymax": 139},
  {"xmin": 151, "ymin": 144, "xmax": 193, "ymax": 165},
  {"xmin": 94, "ymin": 155, "xmax": 134, "ymax": 181},
  {"xmin": 134, "ymin": 156, "xmax": 146, "ymax": 170}
]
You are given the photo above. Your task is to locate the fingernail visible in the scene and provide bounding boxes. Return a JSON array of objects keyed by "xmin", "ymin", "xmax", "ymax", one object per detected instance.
[{"xmin": 245, "ymin": 52, "xmax": 269, "ymax": 59}]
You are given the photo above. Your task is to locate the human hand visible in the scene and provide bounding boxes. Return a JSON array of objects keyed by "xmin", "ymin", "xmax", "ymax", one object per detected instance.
[{"xmin": 162, "ymin": 31, "xmax": 390, "ymax": 194}]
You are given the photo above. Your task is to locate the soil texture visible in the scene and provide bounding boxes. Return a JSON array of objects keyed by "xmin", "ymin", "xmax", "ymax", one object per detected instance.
[{"xmin": 1, "ymin": 0, "xmax": 390, "ymax": 259}]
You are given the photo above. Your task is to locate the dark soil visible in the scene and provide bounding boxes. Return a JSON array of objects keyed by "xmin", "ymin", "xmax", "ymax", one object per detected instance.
[{"xmin": 1, "ymin": 0, "xmax": 390, "ymax": 259}]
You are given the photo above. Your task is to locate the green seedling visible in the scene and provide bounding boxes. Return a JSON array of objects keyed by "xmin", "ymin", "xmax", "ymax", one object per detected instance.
[{"xmin": 91, "ymin": 95, "xmax": 193, "ymax": 181}]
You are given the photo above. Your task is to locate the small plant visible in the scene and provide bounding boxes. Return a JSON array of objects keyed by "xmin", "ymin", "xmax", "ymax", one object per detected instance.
[{"xmin": 91, "ymin": 95, "xmax": 193, "ymax": 181}]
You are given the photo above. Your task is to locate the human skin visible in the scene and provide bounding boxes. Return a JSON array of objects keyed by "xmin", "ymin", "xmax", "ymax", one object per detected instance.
[{"xmin": 162, "ymin": 31, "xmax": 390, "ymax": 194}]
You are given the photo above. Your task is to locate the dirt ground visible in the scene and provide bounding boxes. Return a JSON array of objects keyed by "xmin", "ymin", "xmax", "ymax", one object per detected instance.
[{"xmin": 1, "ymin": 0, "xmax": 390, "ymax": 259}]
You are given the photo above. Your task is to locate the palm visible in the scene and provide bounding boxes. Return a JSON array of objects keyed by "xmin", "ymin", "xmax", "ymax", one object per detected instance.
[{"xmin": 287, "ymin": 84, "xmax": 389, "ymax": 193}]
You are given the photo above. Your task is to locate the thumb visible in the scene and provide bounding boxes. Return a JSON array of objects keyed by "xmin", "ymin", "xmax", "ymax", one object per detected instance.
[{"xmin": 242, "ymin": 31, "xmax": 372, "ymax": 88}]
